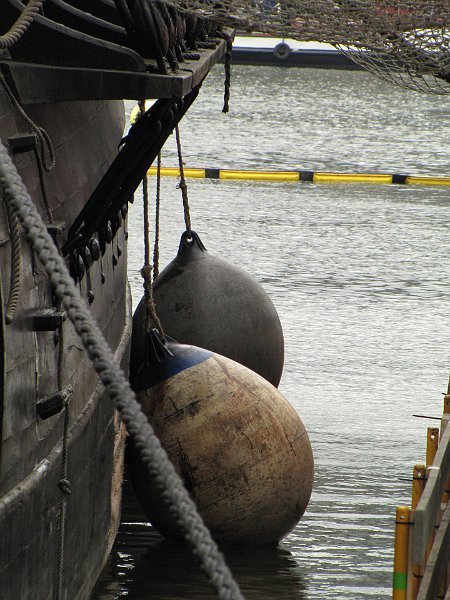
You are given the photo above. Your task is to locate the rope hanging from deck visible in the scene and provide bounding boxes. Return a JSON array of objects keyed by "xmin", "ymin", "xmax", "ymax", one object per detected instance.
[
  {"xmin": 162, "ymin": 0, "xmax": 450, "ymax": 94},
  {"xmin": 153, "ymin": 152, "xmax": 162, "ymax": 279},
  {"xmin": 0, "ymin": 137, "xmax": 244, "ymax": 600},
  {"xmin": 175, "ymin": 124, "xmax": 192, "ymax": 232},
  {"xmin": 141, "ymin": 176, "xmax": 165, "ymax": 337},
  {"xmin": 139, "ymin": 101, "xmax": 165, "ymax": 337},
  {"xmin": 56, "ymin": 399, "xmax": 71, "ymax": 600}
]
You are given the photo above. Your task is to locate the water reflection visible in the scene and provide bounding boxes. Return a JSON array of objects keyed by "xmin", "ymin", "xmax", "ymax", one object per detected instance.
[
  {"xmin": 94, "ymin": 483, "xmax": 307, "ymax": 600},
  {"xmin": 116, "ymin": 541, "xmax": 306, "ymax": 600}
]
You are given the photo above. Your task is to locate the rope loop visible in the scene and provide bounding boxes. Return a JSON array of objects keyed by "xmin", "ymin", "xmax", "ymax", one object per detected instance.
[{"xmin": 141, "ymin": 263, "xmax": 164, "ymax": 337}]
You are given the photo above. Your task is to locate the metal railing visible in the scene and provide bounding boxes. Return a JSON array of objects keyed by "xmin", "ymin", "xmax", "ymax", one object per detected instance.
[{"xmin": 393, "ymin": 380, "xmax": 450, "ymax": 600}]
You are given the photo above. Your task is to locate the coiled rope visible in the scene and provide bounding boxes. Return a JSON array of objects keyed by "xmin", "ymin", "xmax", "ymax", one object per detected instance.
[
  {"xmin": 0, "ymin": 0, "xmax": 45, "ymax": 49},
  {"xmin": 0, "ymin": 138, "xmax": 244, "ymax": 600}
]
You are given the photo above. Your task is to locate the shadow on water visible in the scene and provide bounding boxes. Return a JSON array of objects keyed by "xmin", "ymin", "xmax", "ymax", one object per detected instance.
[{"xmin": 92, "ymin": 480, "xmax": 308, "ymax": 599}]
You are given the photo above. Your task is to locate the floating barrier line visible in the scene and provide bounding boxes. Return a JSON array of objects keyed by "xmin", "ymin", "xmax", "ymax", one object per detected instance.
[{"xmin": 147, "ymin": 167, "xmax": 450, "ymax": 187}]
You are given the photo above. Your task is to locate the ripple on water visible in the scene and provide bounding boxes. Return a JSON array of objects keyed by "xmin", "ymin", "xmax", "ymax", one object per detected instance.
[{"xmin": 93, "ymin": 67, "xmax": 449, "ymax": 600}]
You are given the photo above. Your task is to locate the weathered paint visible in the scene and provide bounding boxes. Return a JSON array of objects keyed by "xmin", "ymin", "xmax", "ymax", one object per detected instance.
[{"xmin": 128, "ymin": 351, "xmax": 314, "ymax": 545}]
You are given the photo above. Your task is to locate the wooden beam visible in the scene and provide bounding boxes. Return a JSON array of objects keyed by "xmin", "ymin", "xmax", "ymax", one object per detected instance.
[{"xmin": 0, "ymin": 41, "xmax": 226, "ymax": 104}]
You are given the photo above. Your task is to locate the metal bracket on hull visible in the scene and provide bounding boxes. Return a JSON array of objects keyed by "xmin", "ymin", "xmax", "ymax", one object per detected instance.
[
  {"xmin": 36, "ymin": 384, "xmax": 73, "ymax": 420},
  {"xmin": 7, "ymin": 133, "xmax": 37, "ymax": 154},
  {"xmin": 31, "ymin": 308, "xmax": 67, "ymax": 331}
]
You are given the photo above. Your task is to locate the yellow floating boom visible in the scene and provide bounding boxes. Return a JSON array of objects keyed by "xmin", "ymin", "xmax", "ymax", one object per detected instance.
[{"xmin": 147, "ymin": 166, "xmax": 450, "ymax": 187}]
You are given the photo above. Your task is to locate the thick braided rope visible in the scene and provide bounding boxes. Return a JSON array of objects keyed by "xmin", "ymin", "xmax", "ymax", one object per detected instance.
[
  {"xmin": 4, "ymin": 194, "xmax": 21, "ymax": 324},
  {"xmin": 0, "ymin": 138, "xmax": 244, "ymax": 600},
  {"xmin": 0, "ymin": 0, "xmax": 45, "ymax": 49}
]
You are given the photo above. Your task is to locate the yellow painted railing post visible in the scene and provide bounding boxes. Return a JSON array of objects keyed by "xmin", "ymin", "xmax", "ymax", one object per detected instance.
[
  {"xmin": 426, "ymin": 427, "xmax": 439, "ymax": 467},
  {"xmin": 393, "ymin": 506, "xmax": 411, "ymax": 600},
  {"xmin": 439, "ymin": 386, "xmax": 450, "ymax": 600},
  {"xmin": 411, "ymin": 466, "xmax": 427, "ymax": 599},
  {"xmin": 412, "ymin": 465, "xmax": 427, "ymax": 511},
  {"xmin": 443, "ymin": 379, "xmax": 450, "ymax": 416}
]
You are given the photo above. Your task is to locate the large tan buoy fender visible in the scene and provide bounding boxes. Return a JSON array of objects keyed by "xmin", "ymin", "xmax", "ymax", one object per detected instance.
[
  {"xmin": 130, "ymin": 230, "xmax": 285, "ymax": 388},
  {"xmin": 127, "ymin": 330, "xmax": 314, "ymax": 546}
]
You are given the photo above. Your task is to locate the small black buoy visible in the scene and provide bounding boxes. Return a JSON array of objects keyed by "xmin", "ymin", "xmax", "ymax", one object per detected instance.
[{"xmin": 131, "ymin": 231, "xmax": 284, "ymax": 387}]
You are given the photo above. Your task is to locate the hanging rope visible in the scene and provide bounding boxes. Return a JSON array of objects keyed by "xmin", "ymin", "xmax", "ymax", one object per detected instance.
[
  {"xmin": 56, "ymin": 398, "xmax": 71, "ymax": 600},
  {"xmin": 0, "ymin": 0, "xmax": 45, "ymax": 49},
  {"xmin": 175, "ymin": 125, "xmax": 192, "ymax": 232},
  {"xmin": 142, "ymin": 171, "xmax": 150, "ymax": 268},
  {"xmin": 4, "ymin": 194, "xmax": 21, "ymax": 324},
  {"xmin": 141, "ymin": 172, "xmax": 164, "ymax": 337},
  {"xmin": 0, "ymin": 73, "xmax": 55, "ymax": 172},
  {"xmin": 0, "ymin": 136, "xmax": 244, "ymax": 600},
  {"xmin": 33, "ymin": 147, "xmax": 54, "ymax": 222},
  {"xmin": 138, "ymin": 100, "xmax": 164, "ymax": 337},
  {"xmin": 55, "ymin": 308, "xmax": 70, "ymax": 600},
  {"xmin": 221, "ymin": 34, "xmax": 232, "ymax": 113},
  {"xmin": 153, "ymin": 152, "xmax": 161, "ymax": 279}
]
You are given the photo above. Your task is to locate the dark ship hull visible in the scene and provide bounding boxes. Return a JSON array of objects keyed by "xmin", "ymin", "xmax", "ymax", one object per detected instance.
[
  {"xmin": 0, "ymin": 94, "xmax": 131, "ymax": 600},
  {"xmin": 0, "ymin": 2, "xmax": 229, "ymax": 597}
]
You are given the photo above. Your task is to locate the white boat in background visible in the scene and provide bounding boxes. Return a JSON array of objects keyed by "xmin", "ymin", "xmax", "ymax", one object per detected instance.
[{"xmin": 231, "ymin": 35, "xmax": 362, "ymax": 69}]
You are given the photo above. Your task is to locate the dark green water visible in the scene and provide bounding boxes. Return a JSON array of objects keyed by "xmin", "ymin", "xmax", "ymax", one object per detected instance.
[{"xmin": 92, "ymin": 64, "xmax": 450, "ymax": 600}]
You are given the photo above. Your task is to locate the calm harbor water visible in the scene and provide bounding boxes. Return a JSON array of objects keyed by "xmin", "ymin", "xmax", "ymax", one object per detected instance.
[{"xmin": 92, "ymin": 64, "xmax": 450, "ymax": 599}]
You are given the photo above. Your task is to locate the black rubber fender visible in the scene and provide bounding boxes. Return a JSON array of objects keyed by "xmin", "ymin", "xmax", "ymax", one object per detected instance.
[{"xmin": 273, "ymin": 42, "xmax": 291, "ymax": 60}]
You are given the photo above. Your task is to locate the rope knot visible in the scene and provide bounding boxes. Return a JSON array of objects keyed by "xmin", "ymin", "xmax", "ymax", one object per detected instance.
[
  {"xmin": 58, "ymin": 478, "xmax": 72, "ymax": 495},
  {"xmin": 141, "ymin": 264, "xmax": 152, "ymax": 280}
]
